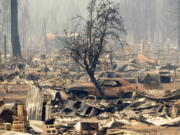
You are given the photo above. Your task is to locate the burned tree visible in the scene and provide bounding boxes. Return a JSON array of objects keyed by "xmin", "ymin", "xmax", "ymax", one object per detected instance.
[
  {"xmin": 65, "ymin": 0, "xmax": 125, "ymax": 97},
  {"xmin": 0, "ymin": 0, "xmax": 9, "ymax": 58},
  {"xmin": 42, "ymin": 17, "xmax": 48, "ymax": 53},
  {"xmin": 4, "ymin": 35, "xmax": 7, "ymax": 59},
  {"xmin": 11, "ymin": 0, "xmax": 22, "ymax": 58}
]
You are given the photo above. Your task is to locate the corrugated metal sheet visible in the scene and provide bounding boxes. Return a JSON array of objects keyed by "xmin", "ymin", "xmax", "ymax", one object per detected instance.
[{"xmin": 26, "ymin": 86, "xmax": 43, "ymax": 120}]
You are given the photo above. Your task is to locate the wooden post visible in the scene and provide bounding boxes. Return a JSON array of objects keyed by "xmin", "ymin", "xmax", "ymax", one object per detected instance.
[{"xmin": 17, "ymin": 104, "xmax": 24, "ymax": 117}]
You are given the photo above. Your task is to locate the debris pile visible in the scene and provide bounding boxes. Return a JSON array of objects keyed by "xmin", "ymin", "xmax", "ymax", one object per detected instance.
[
  {"xmin": 0, "ymin": 55, "xmax": 179, "ymax": 135},
  {"xmin": 46, "ymin": 90, "xmax": 180, "ymax": 135}
]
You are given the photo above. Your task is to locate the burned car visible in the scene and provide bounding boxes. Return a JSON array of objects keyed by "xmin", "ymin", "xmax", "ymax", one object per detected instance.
[
  {"xmin": 159, "ymin": 69, "xmax": 174, "ymax": 83},
  {"xmin": 67, "ymin": 78, "xmax": 138, "ymax": 99},
  {"xmin": 98, "ymin": 70, "xmax": 138, "ymax": 84}
]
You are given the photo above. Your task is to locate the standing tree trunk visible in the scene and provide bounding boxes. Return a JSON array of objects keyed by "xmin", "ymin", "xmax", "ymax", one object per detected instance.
[
  {"xmin": 4, "ymin": 35, "xmax": 7, "ymax": 59},
  {"xmin": 86, "ymin": 69, "xmax": 104, "ymax": 98},
  {"xmin": 11, "ymin": 0, "xmax": 22, "ymax": 58},
  {"xmin": 178, "ymin": 0, "xmax": 180, "ymax": 50},
  {"xmin": 178, "ymin": 31, "xmax": 180, "ymax": 50},
  {"xmin": 178, "ymin": 13, "xmax": 180, "ymax": 50}
]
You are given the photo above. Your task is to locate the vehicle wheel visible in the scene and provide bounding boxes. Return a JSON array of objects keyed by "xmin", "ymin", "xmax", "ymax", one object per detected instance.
[{"xmin": 75, "ymin": 92, "xmax": 88, "ymax": 100}]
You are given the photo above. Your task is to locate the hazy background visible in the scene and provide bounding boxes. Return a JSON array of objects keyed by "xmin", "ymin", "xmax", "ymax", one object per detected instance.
[{"xmin": 0, "ymin": 0, "xmax": 179, "ymax": 55}]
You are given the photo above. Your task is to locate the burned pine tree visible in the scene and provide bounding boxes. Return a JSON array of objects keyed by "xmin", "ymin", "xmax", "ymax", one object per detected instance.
[
  {"xmin": 11, "ymin": 0, "xmax": 22, "ymax": 58},
  {"xmin": 65, "ymin": 0, "xmax": 125, "ymax": 97}
]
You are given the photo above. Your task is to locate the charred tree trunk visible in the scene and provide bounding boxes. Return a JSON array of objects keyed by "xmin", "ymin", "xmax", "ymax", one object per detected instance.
[
  {"xmin": 178, "ymin": 31, "xmax": 180, "ymax": 51},
  {"xmin": 4, "ymin": 35, "xmax": 7, "ymax": 59},
  {"xmin": 87, "ymin": 70, "xmax": 104, "ymax": 98},
  {"xmin": 178, "ymin": 1, "xmax": 180, "ymax": 50},
  {"xmin": 178, "ymin": 13, "xmax": 180, "ymax": 50},
  {"xmin": 11, "ymin": 0, "xmax": 22, "ymax": 58}
]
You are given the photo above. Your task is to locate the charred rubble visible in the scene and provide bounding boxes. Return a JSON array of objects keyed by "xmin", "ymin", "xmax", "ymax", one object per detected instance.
[{"xmin": 0, "ymin": 53, "xmax": 179, "ymax": 135}]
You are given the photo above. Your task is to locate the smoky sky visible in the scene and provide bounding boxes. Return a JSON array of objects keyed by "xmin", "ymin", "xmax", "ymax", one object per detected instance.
[
  {"xmin": 26, "ymin": 0, "xmax": 89, "ymax": 33},
  {"xmin": 16, "ymin": 0, "xmax": 177, "ymax": 47}
]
